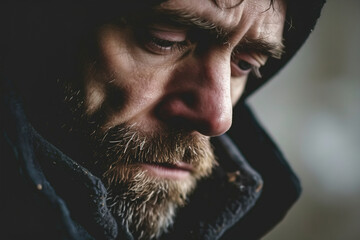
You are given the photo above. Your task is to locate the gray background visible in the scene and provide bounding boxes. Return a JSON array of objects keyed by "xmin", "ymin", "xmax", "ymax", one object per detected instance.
[{"xmin": 249, "ymin": 1, "xmax": 360, "ymax": 239}]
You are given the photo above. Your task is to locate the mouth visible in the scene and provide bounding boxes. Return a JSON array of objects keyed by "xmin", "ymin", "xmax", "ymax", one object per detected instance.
[{"xmin": 140, "ymin": 162, "xmax": 193, "ymax": 180}]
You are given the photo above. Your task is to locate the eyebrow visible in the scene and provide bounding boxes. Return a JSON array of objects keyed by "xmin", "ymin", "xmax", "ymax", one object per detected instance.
[
  {"xmin": 144, "ymin": 8, "xmax": 230, "ymax": 38},
  {"xmin": 236, "ymin": 37, "xmax": 285, "ymax": 59},
  {"xmin": 140, "ymin": 8, "xmax": 285, "ymax": 59}
]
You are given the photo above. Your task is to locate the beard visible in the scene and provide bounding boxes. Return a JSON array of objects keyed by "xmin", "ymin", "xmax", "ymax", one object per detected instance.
[
  {"xmin": 61, "ymin": 80, "xmax": 216, "ymax": 239},
  {"xmin": 97, "ymin": 125, "xmax": 215, "ymax": 239}
]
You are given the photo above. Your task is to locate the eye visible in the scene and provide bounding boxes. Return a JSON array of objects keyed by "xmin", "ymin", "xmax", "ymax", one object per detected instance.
[
  {"xmin": 231, "ymin": 59, "xmax": 259, "ymax": 78},
  {"xmin": 151, "ymin": 37, "xmax": 177, "ymax": 48},
  {"xmin": 136, "ymin": 27, "xmax": 190, "ymax": 55},
  {"xmin": 147, "ymin": 35, "xmax": 188, "ymax": 53},
  {"xmin": 231, "ymin": 52, "xmax": 262, "ymax": 78},
  {"xmin": 238, "ymin": 60, "xmax": 253, "ymax": 71}
]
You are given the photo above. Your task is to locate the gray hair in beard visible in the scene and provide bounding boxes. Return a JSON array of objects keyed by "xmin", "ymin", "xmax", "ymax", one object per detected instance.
[{"xmin": 91, "ymin": 124, "xmax": 216, "ymax": 239}]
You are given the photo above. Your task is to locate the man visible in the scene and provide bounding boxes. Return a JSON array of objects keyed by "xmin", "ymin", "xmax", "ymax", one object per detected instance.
[{"xmin": 0, "ymin": 0, "xmax": 325, "ymax": 239}]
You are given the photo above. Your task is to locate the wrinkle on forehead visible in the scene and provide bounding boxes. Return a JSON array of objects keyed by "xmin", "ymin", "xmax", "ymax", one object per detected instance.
[
  {"xmin": 245, "ymin": 0, "xmax": 286, "ymax": 41},
  {"xmin": 160, "ymin": 0, "xmax": 286, "ymax": 41}
]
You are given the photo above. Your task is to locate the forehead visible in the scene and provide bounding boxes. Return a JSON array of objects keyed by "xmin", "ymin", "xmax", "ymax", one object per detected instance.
[{"xmin": 157, "ymin": 0, "xmax": 286, "ymax": 42}]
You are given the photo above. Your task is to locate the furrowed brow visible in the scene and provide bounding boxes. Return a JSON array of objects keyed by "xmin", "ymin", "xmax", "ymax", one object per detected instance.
[
  {"xmin": 236, "ymin": 37, "xmax": 285, "ymax": 59},
  {"xmin": 134, "ymin": 8, "xmax": 285, "ymax": 57},
  {"xmin": 149, "ymin": 8, "xmax": 230, "ymax": 42}
]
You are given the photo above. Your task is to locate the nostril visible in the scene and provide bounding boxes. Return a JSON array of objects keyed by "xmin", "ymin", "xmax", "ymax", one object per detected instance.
[
  {"xmin": 155, "ymin": 95, "xmax": 193, "ymax": 131},
  {"xmin": 155, "ymin": 93, "xmax": 232, "ymax": 136},
  {"xmin": 182, "ymin": 92, "xmax": 196, "ymax": 106}
]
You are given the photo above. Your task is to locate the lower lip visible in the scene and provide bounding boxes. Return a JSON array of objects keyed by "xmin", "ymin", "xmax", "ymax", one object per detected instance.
[{"xmin": 140, "ymin": 163, "xmax": 191, "ymax": 180}]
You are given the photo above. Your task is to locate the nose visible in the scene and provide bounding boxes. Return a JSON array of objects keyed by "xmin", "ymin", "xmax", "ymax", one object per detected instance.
[{"xmin": 156, "ymin": 52, "xmax": 233, "ymax": 136}]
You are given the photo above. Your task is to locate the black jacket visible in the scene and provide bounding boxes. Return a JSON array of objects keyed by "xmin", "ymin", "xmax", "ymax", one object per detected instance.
[{"xmin": 0, "ymin": 1, "xmax": 325, "ymax": 239}]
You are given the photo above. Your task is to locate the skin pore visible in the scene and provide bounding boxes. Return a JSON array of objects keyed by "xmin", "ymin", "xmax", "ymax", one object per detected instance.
[{"xmin": 65, "ymin": 0, "xmax": 286, "ymax": 239}]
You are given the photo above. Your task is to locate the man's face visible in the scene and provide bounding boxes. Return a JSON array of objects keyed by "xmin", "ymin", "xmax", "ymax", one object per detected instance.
[
  {"xmin": 82, "ymin": 0, "xmax": 286, "ymax": 135},
  {"xmin": 67, "ymin": 0, "xmax": 286, "ymax": 238}
]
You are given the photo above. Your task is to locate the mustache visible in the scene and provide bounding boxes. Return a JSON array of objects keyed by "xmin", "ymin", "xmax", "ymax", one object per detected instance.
[{"xmin": 93, "ymin": 123, "xmax": 213, "ymax": 168}]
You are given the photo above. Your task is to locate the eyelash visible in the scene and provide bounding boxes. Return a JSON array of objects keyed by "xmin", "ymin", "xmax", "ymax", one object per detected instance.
[
  {"xmin": 137, "ymin": 28, "xmax": 190, "ymax": 55},
  {"xmin": 231, "ymin": 51, "xmax": 262, "ymax": 78},
  {"xmin": 148, "ymin": 36, "xmax": 189, "ymax": 52}
]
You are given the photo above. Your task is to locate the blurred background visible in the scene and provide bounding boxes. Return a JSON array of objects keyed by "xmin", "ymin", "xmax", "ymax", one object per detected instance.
[{"xmin": 249, "ymin": 1, "xmax": 360, "ymax": 239}]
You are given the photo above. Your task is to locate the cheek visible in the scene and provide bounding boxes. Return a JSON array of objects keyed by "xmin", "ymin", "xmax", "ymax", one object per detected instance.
[
  {"xmin": 89, "ymin": 26, "xmax": 173, "ymax": 127},
  {"xmin": 84, "ymin": 75, "xmax": 106, "ymax": 115},
  {"xmin": 230, "ymin": 76, "xmax": 247, "ymax": 105},
  {"xmin": 97, "ymin": 25, "xmax": 172, "ymax": 90},
  {"xmin": 98, "ymin": 26, "xmax": 136, "ymax": 78}
]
